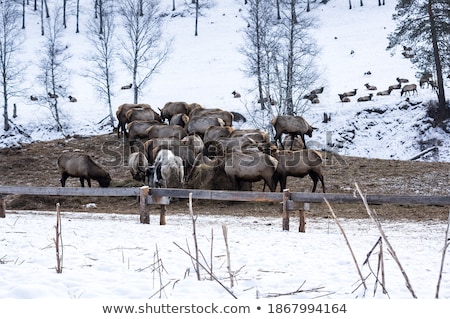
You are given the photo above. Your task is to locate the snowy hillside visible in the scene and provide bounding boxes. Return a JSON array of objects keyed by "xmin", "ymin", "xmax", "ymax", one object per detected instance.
[{"xmin": 0, "ymin": 0, "xmax": 449, "ymax": 161}]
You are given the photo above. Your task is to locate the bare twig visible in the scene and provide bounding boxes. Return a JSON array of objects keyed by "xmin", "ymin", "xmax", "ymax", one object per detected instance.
[
  {"xmin": 262, "ymin": 281, "xmax": 325, "ymax": 298},
  {"xmin": 362, "ymin": 237, "xmax": 389, "ymax": 296},
  {"xmin": 222, "ymin": 224, "xmax": 234, "ymax": 288},
  {"xmin": 197, "ymin": 229, "xmax": 216, "ymax": 281},
  {"xmin": 189, "ymin": 193, "xmax": 201, "ymax": 280},
  {"xmin": 210, "ymin": 228, "xmax": 214, "ymax": 280},
  {"xmin": 351, "ymin": 273, "xmax": 371, "ymax": 294},
  {"xmin": 173, "ymin": 241, "xmax": 237, "ymax": 299},
  {"xmin": 154, "ymin": 243, "xmax": 166, "ymax": 299},
  {"xmin": 355, "ymin": 182, "xmax": 417, "ymax": 298},
  {"xmin": 184, "ymin": 238, "xmax": 195, "ymax": 272},
  {"xmin": 54, "ymin": 203, "xmax": 63, "ymax": 273},
  {"xmin": 135, "ymin": 258, "xmax": 166, "ymax": 273},
  {"xmin": 148, "ymin": 281, "xmax": 172, "ymax": 299},
  {"xmin": 365, "ymin": 249, "xmax": 390, "ymax": 298},
  {"xmin": 199, "ymin": 250, "xmax": 211, "ymax": 272},
  {"xmin": 324, "ymin": 198, "xmax": 367, "ymax": 291},
  {"xmin": 363, "ymin": 237, "xmax": 381, "ymax": 265},
  {"xmin": 379, "ymin": 239, "xmax": 386, "ymax": 294},
  {"xmin": 435, "ymin": 210, "xmax": 450, "ymax": 298},
  {"xmin": 150, "ymin": 246, "xmax": 167, "ymax": 290}
]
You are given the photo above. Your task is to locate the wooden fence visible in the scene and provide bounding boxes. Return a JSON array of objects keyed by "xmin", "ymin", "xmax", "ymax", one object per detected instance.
[{"xmin": 1, "ymin": 185, "xmax": 449, "ymax": 231}]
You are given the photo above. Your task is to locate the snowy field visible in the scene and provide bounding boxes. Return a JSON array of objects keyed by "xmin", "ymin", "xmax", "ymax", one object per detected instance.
[{"xmin": 1, "ymin": 209, "xmax": 449, "ymax": 299}]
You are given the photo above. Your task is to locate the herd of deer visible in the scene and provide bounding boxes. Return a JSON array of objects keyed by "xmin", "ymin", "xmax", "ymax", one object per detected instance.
[{"xmin": 338, "ymin": 72, "xmax": 438, "ymax": 103}]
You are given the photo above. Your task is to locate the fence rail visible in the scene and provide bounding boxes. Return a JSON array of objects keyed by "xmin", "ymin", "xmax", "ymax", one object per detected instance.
[
  {"xmin": 1, "ymin": 185, "xmax": 450, "ymax": 205},
  {"xmin": 1, "ymin": 185, "xmax": 449, "ymax": 230},
  {"xmin": 0, "ymin": 186, "xmax": 140, "ymax": 197},
  {"xmin": 148, "ymin": 188, "xmax": 450, "ymax": 206}
]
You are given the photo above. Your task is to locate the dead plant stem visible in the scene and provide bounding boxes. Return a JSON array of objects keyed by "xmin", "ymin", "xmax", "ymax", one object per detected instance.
[
  {"xmin": 324, "ymin": 198, "xmax": 367, "ymax": 291},
  {"xmin": 54, "ymin": 203, "xmax": 63, "ymax": 273},
  {"xmin": 222, "ymin": 224, "xmax": 234, "ymax": 288},
  {"xmin": 355, "ymin": 182, "xmax": 417, "ymax": 298},
  {"xmin": 188, "ymin": 193, "xmax": 200, "ymax": 280},
  {"xmin": 173, "ymin": 241, "xmax": 237, "ymax": 299},
  {"xmin": 435, "ymin": 210, "xmax": 450, "ymax": 298}
]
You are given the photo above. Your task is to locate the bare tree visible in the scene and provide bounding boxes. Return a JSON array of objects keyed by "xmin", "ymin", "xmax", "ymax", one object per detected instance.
[
  {"xmin": 40, "ymin": 0, "xmax": 44, "ymax": 35},
  {"xmin": 241, "ymin": 0, "xmax": 277, "ymax": 111},
  {"xmin": 39, "ymin": 6, "xmax": 71, "ymax": 132},
  {"xmin": 190, "ymin": 0, "xmax": 215, "ymax": 37},
  {"xmin": 194, "ymin": 0, "xmax": 199, "ymax": 36},
  {"xmin": 43, "ymin": 0, "xmax": 49, "ymax": 18},
  {"xmin": 118, "ymin": 0, "xmax": 171, "ymax": 104},
  {"xmin": 75, "ymin": 0, "xmax": 80, "ymax": 33},
  {"xmin": 0, "ymin": 1, "xmax": 24, "ymax": 131},
  {"xmin": 94, "ymin": 0, "xmax": 98, "ymax": 19},
  {"xmin": 86, "ymin": 0, "xmax": 116, "ymax": 128},
  {"xmin": 241, "ymin": 0, "xmax": 319, "ymax": 137},
  {"xmin": 270, "ymin": 0, "xmax": 319, "ymax": 115},
  {"xmin": 63, "ymin": 0, "xmax": 67, "ymax": 28},
  {"xmin": 276, "ymin": 0, "xmax": 281, "ymax": 19},
  {"xmin": 21, "ymin": 0, "xmax": 26, "ymax": 29},
  {"xmin": 98, "ymin": 0, "xmax": 105, "ymax": 34},
  {"xmin": 39, "ymin": 0, "xmax": 51, "ymax": 35}
]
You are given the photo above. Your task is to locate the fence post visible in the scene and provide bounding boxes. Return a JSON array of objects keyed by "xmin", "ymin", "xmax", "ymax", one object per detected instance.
[
  {"xmin": 299, "ymin": 202, "xmax": 309, "ymax": 233},
  {"xmin": 281, "ymin": 189, "xmax": 290, "ymax": 231},
  {"xmin": 0, "ymin": 196, "xmax": 5, "ymax": 218},
  {"xmin": 139, "ymin": 186, "xmax": 150, "ymax": 224},
  {"xmin": 160, "ymin": 205, "xmax": 166, "ymax": 225}
]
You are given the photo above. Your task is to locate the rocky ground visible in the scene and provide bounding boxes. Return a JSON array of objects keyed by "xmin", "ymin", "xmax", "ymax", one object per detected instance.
[{"xmin": 0, "ymin": 133, "xmax": 449, "ymax": 221}]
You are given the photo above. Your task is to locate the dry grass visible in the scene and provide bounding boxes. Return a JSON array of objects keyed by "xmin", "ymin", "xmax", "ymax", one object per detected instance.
[{"xmin": 1, "ymin": 133, "xmax": 449, "ymax": 220}]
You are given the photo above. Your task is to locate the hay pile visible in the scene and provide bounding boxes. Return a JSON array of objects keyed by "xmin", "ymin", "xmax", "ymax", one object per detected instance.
[
  {"xmin": 186, "ymin": 162, "xmax": 232, "ymax": 190},
  {"xmin": 186, "ymin": 161, "xmax": 253, "ymax": 191}
]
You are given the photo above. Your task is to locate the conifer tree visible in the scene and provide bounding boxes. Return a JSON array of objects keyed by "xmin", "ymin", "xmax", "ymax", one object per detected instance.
[{"xmin": 389, "ymin": 0, "xmax": 449, "ymax": 114}]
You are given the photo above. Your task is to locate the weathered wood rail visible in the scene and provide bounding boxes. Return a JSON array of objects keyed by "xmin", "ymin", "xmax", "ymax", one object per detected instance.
[
  {"xmin": 0, "ymin": 186, "xmax": 450, "ymax": 206},
  {"xmin": 1, "ymin": 185, "xmax": 449, "ymax": 205},
  {"xmin": 147, "ymin": 187, "xmax": 450, "ymax": 206},
  {"xmin": 1, "ymin": 185, "xmax": 449, "ymax": 231}
]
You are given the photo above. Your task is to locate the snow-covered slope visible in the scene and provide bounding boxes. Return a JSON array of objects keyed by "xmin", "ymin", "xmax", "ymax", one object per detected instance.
[{"xmin": 1, "ymin": 0, "xmax": 448, "ymax": 161}]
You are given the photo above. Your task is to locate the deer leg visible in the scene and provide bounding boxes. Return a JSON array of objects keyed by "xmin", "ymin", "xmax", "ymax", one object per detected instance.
[
  {"xmin": 290, "ymin": 134, "xmax": 295, "ymax": 150},
  {"xmin": 274, "ymin": 132, "xmax": 283, "ymax": 149},
  {"xmin": 310, "ymin": 174, "xmax": 318, "ymax": 193},
  {"xmin": 264, "ymin": 177, "xmax": 276, "ymax": 192},
  {"xmin": 60, "ymin": 173, "xmax": 68, "ymax": 187},
  {"xmin": 279, "ymin": 175, "xmax": 287, "ymax": 192},
  {"xmin": 236, "ymin": 179, "xmax": 244, "ymax": 191},
  {"xmin": 318, "ymin": 172, "xmax": 326, "ymax": 193},
  {"xmin": 229, "ymin": 176, "xmax": 238, "ymax": 191},
  {"xmin": 300, "ymin": 134, "xmax": 307, "ymax": 149}
]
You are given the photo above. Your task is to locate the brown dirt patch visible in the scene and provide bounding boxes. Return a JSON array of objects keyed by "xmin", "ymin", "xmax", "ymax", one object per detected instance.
[{"xmin": 1, "ymin": 133, "xmax": 449, "ymax": 221}]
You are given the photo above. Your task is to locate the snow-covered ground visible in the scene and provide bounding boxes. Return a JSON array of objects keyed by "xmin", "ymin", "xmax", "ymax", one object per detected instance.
[{"xmin": 1, "ymin": 210, "xmax": 449, "ymax": 299}]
